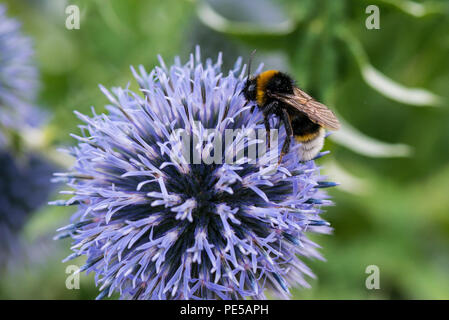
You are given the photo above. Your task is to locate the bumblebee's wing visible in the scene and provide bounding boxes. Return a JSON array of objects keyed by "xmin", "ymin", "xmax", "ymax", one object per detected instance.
[{"xmin": 272, "ymin": 87, "xmax": 340, "ymax": 130}]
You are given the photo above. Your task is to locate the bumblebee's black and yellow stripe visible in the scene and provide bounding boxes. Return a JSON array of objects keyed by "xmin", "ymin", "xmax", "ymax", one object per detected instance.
[{"xmin": 243, "ymin": 70, "xmax": 340, "ymax": 162}]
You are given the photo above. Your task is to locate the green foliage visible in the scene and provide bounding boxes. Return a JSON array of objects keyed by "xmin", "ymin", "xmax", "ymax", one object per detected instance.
[{"xmin": 1, "ymin": 0, "xmax": 449, "ymax": 299}]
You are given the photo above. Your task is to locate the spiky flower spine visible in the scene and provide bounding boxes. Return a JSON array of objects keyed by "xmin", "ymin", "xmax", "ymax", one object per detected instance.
[{"xmin": 54, "ymin": 48, "xmax": 336, "ymax": 300}]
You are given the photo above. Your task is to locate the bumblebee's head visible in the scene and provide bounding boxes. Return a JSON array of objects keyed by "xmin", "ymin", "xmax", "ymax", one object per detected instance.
[{"xmin": 242, "ymin": 77, "xmax": 257, "ymax": 101}]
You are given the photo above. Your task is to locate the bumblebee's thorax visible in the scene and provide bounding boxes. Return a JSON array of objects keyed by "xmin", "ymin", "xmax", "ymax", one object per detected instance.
[
  {"xmin": 256, "ymin": 70, "xmax": 278, "ymax": 106},
  {"xmin": 256, "ymin": 70, "xmax": 294, "ymax": 106}
]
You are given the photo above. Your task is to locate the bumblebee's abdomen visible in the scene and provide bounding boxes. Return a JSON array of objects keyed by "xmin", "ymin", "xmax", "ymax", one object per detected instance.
[
  {"xmin": 291, "ymin": 114, "xmax": 321, "ymax": 141},
  {"xmin": 292, "ymin": 114, "xmax": 325, "ymax": 161}
]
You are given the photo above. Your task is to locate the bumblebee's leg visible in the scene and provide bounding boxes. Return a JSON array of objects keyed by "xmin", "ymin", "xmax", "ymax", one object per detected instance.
[
  {"xmin": 262, "ymin": 101, "xmax": 279, "ymax": 149},
  {"xmin": 264, "ymin": 115, "xmax": 271, "ymax": 149},
  {"xmin": 279, "ymin": 109, "xmax": 293, "ymax": 164},
  {"xmin": 264, "ymin": 101, "xmax": 278, "ymax": 114}
]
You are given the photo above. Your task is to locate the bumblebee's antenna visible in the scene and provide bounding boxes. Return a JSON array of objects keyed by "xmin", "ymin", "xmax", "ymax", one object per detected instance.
[{"xmin": 247, "ymin": 49, "xmax": 257, "ymax": 81}]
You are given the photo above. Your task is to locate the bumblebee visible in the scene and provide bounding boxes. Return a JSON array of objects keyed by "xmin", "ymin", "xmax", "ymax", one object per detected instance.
[{"xmin": 243, "ymin": 69, "xmax": 340, "ymax": 163}]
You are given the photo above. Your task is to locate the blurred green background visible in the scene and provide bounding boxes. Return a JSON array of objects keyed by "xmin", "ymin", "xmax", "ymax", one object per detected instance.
[{"xmin": 1, "ymin": 0, "xmax": 449, "ymax": 299}]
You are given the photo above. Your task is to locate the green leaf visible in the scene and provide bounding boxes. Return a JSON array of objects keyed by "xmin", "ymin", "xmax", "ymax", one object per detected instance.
[
  {"xmin": 196, "ymin": 0, "xmax": 295, "ymax": 36},
  {"xmin": 361, "ymin": 64, "xmax": 443, "ymax": 107},
  {"xmin": 337, "ymin": 27, "xmax": 443, "ymax": 107},
  {"xmin": 330, "ymin": 116, "xmax": 412, "ymax": 158},
  {"xmin": 377, "ymin": 0, "xmax": 449, "ymax": 18}
]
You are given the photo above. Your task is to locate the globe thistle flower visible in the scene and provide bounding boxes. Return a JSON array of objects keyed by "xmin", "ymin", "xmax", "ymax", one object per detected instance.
[
  {"xmin": 0, "ymin": 5, "xmax": 56, "ymax": 271},
  {"xmin": 0, "ymin": 151, "xmax": 55, "ymax": 270},
  {"xmin": 0, "ymin": 4, "xmax": 40, "ymax": 146},
  {"xmin": 54, "ymin": 47, "xmax": 336, "ymax": 300}
]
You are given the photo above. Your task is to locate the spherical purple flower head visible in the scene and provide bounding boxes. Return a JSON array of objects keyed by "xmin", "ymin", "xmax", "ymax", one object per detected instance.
[
  {"xmin": 0, "ymin": 5, "xmax": 53, "ymax": 270},
  {"xmin": 0, "ymin": 4, "xmax": 40, "ymax": 146},
  {"xmin": 54, "ymin": 47, "xmax": 336, "ymax": 300}
]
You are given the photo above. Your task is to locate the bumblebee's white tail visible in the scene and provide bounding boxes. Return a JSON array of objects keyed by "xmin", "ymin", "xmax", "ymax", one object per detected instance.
[{"xmin": 297, "ymin": 128, "xmax": 325, "ymax": 161}]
